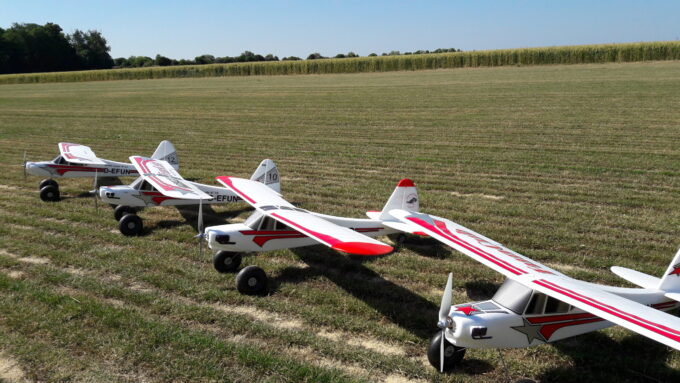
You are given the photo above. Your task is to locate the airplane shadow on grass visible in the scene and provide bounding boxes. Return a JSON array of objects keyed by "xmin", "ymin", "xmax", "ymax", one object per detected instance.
[
  {"xmin": 267, "ymin": 245, "xmax": 494, "ymax": 375},
  {"xmin": 536, "ymin": 328, "xmax": 680, "ymax": 383},
  {"xmin": 136, "ymin": 204, "xmax": 252, "ymax": 236}
]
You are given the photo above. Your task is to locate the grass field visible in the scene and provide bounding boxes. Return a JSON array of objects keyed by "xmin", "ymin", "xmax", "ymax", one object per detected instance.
[{"xmin": 0, "ymin": 61, "xmax": 679, "ymax": 382}]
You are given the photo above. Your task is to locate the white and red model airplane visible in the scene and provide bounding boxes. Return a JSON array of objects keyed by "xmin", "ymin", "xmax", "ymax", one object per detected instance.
[
  {"xmin": 385, "ymin": 207, "xmax": 680, "ymax": 372},
  {"xmin": 24, "ymin": 141, "xmax": 178, "ymax": 202},
  {"xmin": 98, "ymin": 156, "xmax": 281, "ymax": 236},
  {"xmin": 201, "ymin": 178, "xmax": 423, "ymax": 295}
]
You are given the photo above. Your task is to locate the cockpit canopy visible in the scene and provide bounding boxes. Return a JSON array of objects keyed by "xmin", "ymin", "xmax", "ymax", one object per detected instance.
[
  {"xmin": 244, "ymin": 211, "xmax": 292, "ymax": 231},
  {"xmin": 492, "ymin": 279, "xmax": 572, "ymax": 315}
]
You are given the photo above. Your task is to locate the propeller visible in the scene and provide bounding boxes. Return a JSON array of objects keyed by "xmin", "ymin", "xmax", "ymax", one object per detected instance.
[
  {"xmin": 92, "ymin": 170, "xmax": 99, "ymax": 212},
  {"xmin": 193, "ymin": 198, "xmax": 205, "ymax": 257},
  {"xmin": 437, "ymin": 272, "xmax": 454, "ymax": 372},
  {"xmin": 22, "ymin": 150, "xmax": 27, "ymax": 180}
]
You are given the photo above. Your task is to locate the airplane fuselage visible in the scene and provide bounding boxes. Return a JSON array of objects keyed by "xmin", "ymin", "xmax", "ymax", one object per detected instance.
[
  {"xmin": 205, "ymin": 212, "xmax": 398, "ymax": 253},
  {"xmin": 99, "ymin": 180, "xmax": 241, "ymax": 207},
  {"xmin": 26, "ymin": 157, "xmax": 137, "ymax": 179},
  {"xmin": 444, "ymin": 279, "xmax": 679, "ymax": 349}
]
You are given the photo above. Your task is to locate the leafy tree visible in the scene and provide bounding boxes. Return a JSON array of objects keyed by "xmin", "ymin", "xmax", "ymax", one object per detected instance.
[
  {"xmin": 195, "ymin": 54, "xmax": 215, "ymax": 64},
  {"xmin": 334, "ymin": 53, "xmax": 346, "ymax": 59},
  {"xmin": 264, "ymin": 54, "xmax": 278, "ymax": 61},
  {"xmin": 155, "ymin": 54, "xmax": 172, "ymax": 66},
  {"xmin": 306, "ymin": 52, "xmax": 325, "ymax": 60},
  {"xmin": 1, "ymin": 23, "xmax": 78, "ymax": 73},
  {"xmin": 347, "ymin": 52, "xmax": 358, "ymax": 58},
  {"xmin": 69, "ymin": 29, "xmax": 114, "ymax": 69},
  {"xmin": 282, "ymin": 56, "xmax": 301, "ymax": 61},
  {"xmin": 113, "ymin": 57, "xmax": 128, "ymax": 67},
  {"xmin": 368, "ymin": 53, "xmax": 377, "ymax": 57}
]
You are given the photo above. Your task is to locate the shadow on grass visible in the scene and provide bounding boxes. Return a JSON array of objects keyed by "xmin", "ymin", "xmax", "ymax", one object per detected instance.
[
  {"xmin": 268, "ymin": 245, "xmax": 439, "ymax": 340},
  {"xmin": 537, "ymin": 329, "xmax": 680, "ymax": 383},
  {"xmin": 400, "ymin": 235, "xmax": 450, "ymax": 259},
  {"xmin": 139, "ymin": 205, "xmax": 252, "ymax": 235}
]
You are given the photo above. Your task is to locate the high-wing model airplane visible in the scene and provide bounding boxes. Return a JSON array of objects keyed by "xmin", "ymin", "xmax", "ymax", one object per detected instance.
[
  {"xmin": 99, "ymin": 156, "xmax": 281, "ymax": 236},
  {"xmin": 201, "ymin": 178, "xmax": 424, "ymax": 295},
  {"xmin": 387, "ymin": 208, "xmax": 680, "ymax": 372},
  {"xmin": 24, "ymin": 141, "xmax": 178, "ymax": 202}
]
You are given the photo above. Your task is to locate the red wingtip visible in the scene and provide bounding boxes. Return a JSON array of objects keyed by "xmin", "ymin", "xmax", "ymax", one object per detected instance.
[
  {"xmin": 331, "ymin": 242, "xmax": 393, "ymax": 256},
  {"xmin": 397, "ymin": 178, "xmax": 415, "ymax": 187}
]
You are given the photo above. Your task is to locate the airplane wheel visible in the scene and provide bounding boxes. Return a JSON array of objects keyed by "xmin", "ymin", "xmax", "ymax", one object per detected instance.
[
  {"xmin": 235, "ymin": 266, "xmax": 268, "ymax": 295},
  {"xmin": 391, "ymin": 233, "xmax": 407, "ymax": 251},
  {"xmin": 119, "ymin": 214, "xmax": 143, "ymax": 236},
  {"xmin": 427, "ymin": 332, "xmax": 466, "ymax": 372},
  {"xmin": 39, "ymin": 185, "xmax": 60, "ymax": 202},
  {"xmin": 39, "ymin": 179, "xmax": 58, "ymax": 190},
  {"xmin": 213, "ymin": 251, "xmax": 242, "ymax": 273},
  {"xmin": 114, "ymin": 205, "xmax": 136, "ymax": 221}
]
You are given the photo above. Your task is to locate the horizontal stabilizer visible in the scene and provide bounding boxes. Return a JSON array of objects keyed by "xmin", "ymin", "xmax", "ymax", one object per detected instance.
[{"xmin": 610, "ymin": 266, "xmax": 660, "ymax": 290}]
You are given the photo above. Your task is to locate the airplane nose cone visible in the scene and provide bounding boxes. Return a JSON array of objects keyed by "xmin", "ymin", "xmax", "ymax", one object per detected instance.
[{"xmin": 25, "ymin": 162, "xmax": 51, "ymax": 177}]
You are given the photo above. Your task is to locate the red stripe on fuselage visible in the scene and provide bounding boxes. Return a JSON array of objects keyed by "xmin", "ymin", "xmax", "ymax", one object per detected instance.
[{"xmin": 533, "ymin": 279, "xmax": 680, "ymax": 344}]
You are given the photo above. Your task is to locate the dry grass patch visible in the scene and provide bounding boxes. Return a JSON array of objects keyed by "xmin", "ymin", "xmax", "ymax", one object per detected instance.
[{"xmin": 0, "ymin": 352, "xmax": 29, "ymax": 383}]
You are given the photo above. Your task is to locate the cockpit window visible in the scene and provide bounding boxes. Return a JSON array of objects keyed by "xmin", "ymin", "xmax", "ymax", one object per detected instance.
[
  {"xmin": 275, "ymin": 220, "xmax": 291, "ymax": 230},
  {"xmin": 138, "ymin": 180, "xmax": 156, "ymax": 191},
  {"xmin": 259, "ymin": 217, "xmax": 276, "ymax": 231},
  {"xmin": 53, "ymin": 155, "xmax": 66, "ymax": 165},
  {"xmin": 544, "ymin": 296, "xmax": 571, "ymax": 314},
  {"xmin": 525, "ymin": 292, "xmax": 547, "ymax": 315},
  {"xmin": 492, "ymin": 279, "xmax": 534, "ymax": 314}
]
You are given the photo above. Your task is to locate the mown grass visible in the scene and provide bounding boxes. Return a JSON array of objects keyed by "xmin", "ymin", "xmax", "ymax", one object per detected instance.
[
  {"xmin": 0, "ymin": 61, "xmax": 679, "ymax": 382},
  {"xmin": 1, "ymin": 41, "xmax": 680, "ymax": 84}
]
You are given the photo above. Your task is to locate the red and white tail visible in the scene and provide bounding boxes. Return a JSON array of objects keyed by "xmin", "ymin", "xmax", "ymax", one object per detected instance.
[
  {"xmin": 378, "ymin": 178, "xmax": 419, "ymax": 220},
  {"xmin": 249, "ymin": 159, "xmax": 281, "ymax": 193},
  {"xmin": 658, "ymin": 248, "xmax": 680, "ymax": 292}
]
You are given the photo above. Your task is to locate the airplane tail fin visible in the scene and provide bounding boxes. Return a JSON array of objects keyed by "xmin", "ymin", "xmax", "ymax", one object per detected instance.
[
  {"xmin": 151, "ymin": 141, "xmax": 179, "ymax": 170},
  {"xmin": 249, "ymin": 159, "xmax": 281, "ymax": 193},
  {"xmin": 658, "ymin": 248, "xmax": 680, "ymax": 292},
  {"xmin": 378, "ymin": 178, "xmax": 419, "ymax": 220}
]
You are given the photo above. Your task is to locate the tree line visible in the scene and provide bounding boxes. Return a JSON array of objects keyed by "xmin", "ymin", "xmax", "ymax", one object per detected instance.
[
  {"xmin": 0, "ymin": 22, "xmax": 460, "ymax": 74},
  {"xmin": 0, "ymin": 23, "xmax": 113, "ymax": 74}
]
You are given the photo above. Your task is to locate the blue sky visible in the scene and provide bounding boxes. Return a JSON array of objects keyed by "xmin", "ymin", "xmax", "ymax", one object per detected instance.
[{"xmin": 2, "ymin": 1, "xmax": 679, "ymax": 59}]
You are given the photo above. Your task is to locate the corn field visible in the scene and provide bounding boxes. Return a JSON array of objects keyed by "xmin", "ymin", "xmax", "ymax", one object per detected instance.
[{"xmin": 1, "ymin": 41, "xmax": 680, "ymax": 84}]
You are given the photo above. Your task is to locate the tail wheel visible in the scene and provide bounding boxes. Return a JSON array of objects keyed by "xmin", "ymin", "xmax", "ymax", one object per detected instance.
[
  {"xmin": 427, "ymin": 331, "xmax": 466, "ymax": 372},
  {"xmin": 39, "ymin": 185, "xmax": 60, "ymax": 202},
  {"xmin": 119, "ymin": 214, "xmax": 143, "ymax": 236},
  {"xmin": 235, "ymin": 266, "xmax": 268, "ymax": 295},
  {"xmin": 213, "ymin": 251, "xmax": 242, "ymax": 273},
  {"xmin": 39, "ymin": 179, "xmax": 58, "ymax": 190},
  {"xmin": 114, "ymin": 205, "xmax": 136, "ymax": 221}
]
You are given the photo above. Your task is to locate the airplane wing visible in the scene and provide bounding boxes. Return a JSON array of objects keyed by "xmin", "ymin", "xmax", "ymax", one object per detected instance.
[
  {"xmin": 58, "ymin": 142, "xmax": 106, "ymax": 165},
  {"xmin": 390, "ymin": 209, "xmax": 680, "ymax": 350},
  {"xmin": 216, "ymin": 176, "xmax": 393, "ymax": 256},
  {"xmin": 130, "ymin": 156, "xmax": 211, "ymax": 200}
]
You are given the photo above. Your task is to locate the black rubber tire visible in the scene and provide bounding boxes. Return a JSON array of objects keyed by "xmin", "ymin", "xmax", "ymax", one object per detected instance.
[
  {"xmin": 119, "ymin": 214, "xmax": 143, "ymax": 236},
  {"xmin": 39, "ymin": 179, "xmax": 58, "ymax": 190},
  {"xmin": 39, "ymin": 185, "xmax": 60, "ymax": 202},
  {"xmin": 114, "ymin": 205, "xmax": 136, "ymax": 221},
  {"xmin": 427, "ymin": 332, "xmax": 466, "ymax": 372},
  {"xmin": 235, "ymin": 266, "xmax": 268, "ymax": 295},
  {"xmin": 391, "ymin": 233, "xmax": 407, "ymax": 252},
  {"xmin": 213, "ymin": 251, "xmax": 242, "ymax": 273}
]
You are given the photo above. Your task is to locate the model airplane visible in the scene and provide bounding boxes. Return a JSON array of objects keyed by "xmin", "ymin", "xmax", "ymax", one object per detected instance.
[
  {"xmin": 201, "ymin": 178, "xmax": 425, "ymax": 295},
  {"xmin": 24, "ymin": 141, "xmax": 178, "ymax": 202},
  {"xmin": 386, "ymin": 207, "xmax": 680, "ymax": 372},
  {"xmin": 98, "ymin": 156, "xmax": 281, "ymax": 236}
]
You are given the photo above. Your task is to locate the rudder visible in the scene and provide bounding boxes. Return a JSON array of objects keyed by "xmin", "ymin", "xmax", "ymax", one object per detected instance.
[
  {"xmin": 250, "ymin": 159, "xmax": 281, "ymax": 193},
  {"xmin": 379, "ymin": 178, "xmax": 419, "ymax": 220},
  {"xmin": 151, "ymin": 140, "xmax": 179, "ymax": 169},
  {"xmin": 658, "ymin": 248, "xmax": 680, "ymax": 292}
]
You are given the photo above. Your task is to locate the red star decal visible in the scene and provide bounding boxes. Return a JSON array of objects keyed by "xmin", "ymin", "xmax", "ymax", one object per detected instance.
[
  {"xmin": 669, "ymin": 265, "xmax": 680, "ymax": 276},
  {"xmin": 455, "ymin": 305, "xmax": 478, "ymax": 316}
]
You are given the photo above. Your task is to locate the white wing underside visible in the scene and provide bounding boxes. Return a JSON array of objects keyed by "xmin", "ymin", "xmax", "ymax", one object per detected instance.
[
  {"xmin": 58, "ymin": 142, "xmax": 106, "ymax": 165},
  {"xmin": 130, "ymin": 156, "xmax": 210, "ymax": 200},
  {"xmin": 389, "ymin": 209, "xmax": 680, "ymax": 351},
  {"xmin": 215, "ymin": 176, "xmax": 393, "ymax": 256}
]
